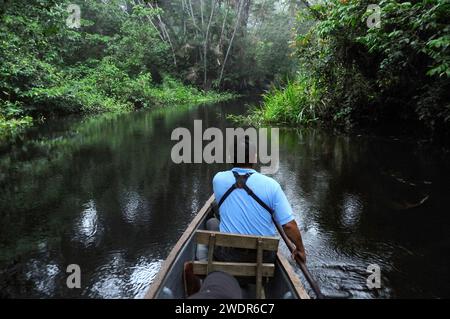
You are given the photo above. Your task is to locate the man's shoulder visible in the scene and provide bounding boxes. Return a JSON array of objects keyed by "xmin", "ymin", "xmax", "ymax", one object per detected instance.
[
  {"xmin": 213, "ymin": 170, "xmax": 232, "ymax": 183},
  {"xmin": 251, "ymin": 172, "xmax": 280, "ymax": 189},
  {"xmin": 213, "ymin": 170, "xmax": 281, "ymax": 190}
]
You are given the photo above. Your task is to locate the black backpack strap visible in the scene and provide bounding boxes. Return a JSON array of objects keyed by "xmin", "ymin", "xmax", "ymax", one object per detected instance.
[
  {"xmin": 217, "ymin": 171, "xmax": 274, "ymax": 217},
  {"xmin": 217, "ymin": 184, "xmax": 236, "ymax": 207},
  {"xmin": 242, "ymin": 184, "xmax": 274, "ymax": 216},
  {"xmin": 217, "ymin": 172, "xmax": 251, "ymax": 207}
]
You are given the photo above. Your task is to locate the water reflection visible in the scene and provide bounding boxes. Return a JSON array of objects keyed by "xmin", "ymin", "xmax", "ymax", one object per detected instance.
[
  {"xmin": 88, "ymin": 253, "xmax": 162, "ymax": 299},
  {"xmin": 0, "ymin": 98, "xmax": 449, "ymax": 298},
  {"xmin": 25, "ymin": 260, "xmax": 60, "ymax": 297},
  {"xmin": 276, "ymin": 128, "xmax": 450, "ymax": 298},
  {"xmin": 340, "ymin": 194, "xmax": 362, "ymax": 230},
  {"xmin": 120, "ymin": 191, "xmax": 152, "ymax": 225},
  {"xmin": 74, "ymin": 200, "xmax": 100, "ymax": 247}
]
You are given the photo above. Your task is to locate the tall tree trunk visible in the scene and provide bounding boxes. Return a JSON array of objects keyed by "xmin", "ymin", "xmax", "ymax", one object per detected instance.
[
  {"xmin": 218, "ymin": 0, "xmax": 229, "ymax": 48},
  {"xmin": 188, "ymin": 0, "xmax": 198, "ymax": 30},
  {"xmin": 147, "ymin": 1, "xmax": 177, "ymax": 67},
  {"xmin": 217, "ymin": 0, "xmax": 243, "ymax": 88},
  {"xmin": 200, "ymin": 0, "xmax": 205, "ymax": 27},
  {"xmin": 181, "ymin": 0, "xmax": 187, "ymax": 36},
  {"xmin": 203, "ymin": 0, "xmax": 216, "ymax": 90},
  {"xmin": 240, "ymin": 0, "xmax": 251, "ymax": 30},
  {"xmin": 134, "ymin": 0, "xmax": 165, "ymax": 42}
]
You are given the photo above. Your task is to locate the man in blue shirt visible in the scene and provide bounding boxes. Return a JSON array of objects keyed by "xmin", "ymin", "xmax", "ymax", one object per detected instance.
[{"xmin": 211, "ymin": 136, "xmax": 306, "ymax": 263}]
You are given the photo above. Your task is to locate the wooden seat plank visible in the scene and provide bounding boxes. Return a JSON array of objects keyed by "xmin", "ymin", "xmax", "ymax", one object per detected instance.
[
  {"xmin": 192, "ymin": 261, "xmax": 275, "ymax": 277},
  {"xmin": 196, "ymin": 230, "xmax": 279, "ymax": 251}
]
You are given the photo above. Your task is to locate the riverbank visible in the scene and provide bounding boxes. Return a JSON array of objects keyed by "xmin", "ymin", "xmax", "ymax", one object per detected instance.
[
  {"xmin": 0, "ymin": 77, "xmax": 234, "ymax": 145},
  {"xmin": 1, "ymin": 1, "xmax": 240, "ymax": 145},
  {"xmin": 239, "ymin": 1, "xmax": 449, "ymax": 139},
  {"xmin": 234, "ymin": 76, "xmax": 449, "ymax": 143}
]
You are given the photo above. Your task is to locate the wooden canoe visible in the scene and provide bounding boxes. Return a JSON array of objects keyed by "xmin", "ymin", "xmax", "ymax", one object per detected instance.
[{"xmin": 144, "ymin": 195, "xmax": 310, "ymax": 299}]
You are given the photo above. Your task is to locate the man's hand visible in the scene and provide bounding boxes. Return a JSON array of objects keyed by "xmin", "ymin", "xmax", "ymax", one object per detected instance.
[{"xmin": 292, "ymin": 247, "xmax": 306, "ymax": 263}]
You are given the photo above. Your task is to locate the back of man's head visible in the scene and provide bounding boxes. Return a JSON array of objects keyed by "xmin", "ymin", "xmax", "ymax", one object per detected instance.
[{"xmin": 230, "ymin": 135, "xmax": 257, "ymax": 167}]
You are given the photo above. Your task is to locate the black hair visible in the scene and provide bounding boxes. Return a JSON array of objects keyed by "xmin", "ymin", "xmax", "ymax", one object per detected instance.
[{"xmin": 231, "ymin": 135, "xmax": 257, "ymax": 167}]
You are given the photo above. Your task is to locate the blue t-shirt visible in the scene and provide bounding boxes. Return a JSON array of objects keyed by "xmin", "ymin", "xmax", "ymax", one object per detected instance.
[{"xmin": 213, "ymin": 167, "xmax": 294, "ymax": 236}]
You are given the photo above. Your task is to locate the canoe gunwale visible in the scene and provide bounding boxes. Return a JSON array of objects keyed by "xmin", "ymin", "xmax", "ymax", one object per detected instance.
[
  {"xmin": 276, "ymin": 252, "xmax": 310, "ymax": 299},
  {"xmin": 144, "ymin": 195, "xmax": 215, "ymax": 299},
  {"xmin": 144, "ymin": 194, "xmax": 310, "ymax": 299}
]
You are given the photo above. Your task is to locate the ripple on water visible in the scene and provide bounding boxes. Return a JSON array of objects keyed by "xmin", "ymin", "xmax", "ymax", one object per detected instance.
[
  {"xmin": 24, "ymin": 259, "xmax": 60, "ymax": 297},
  {"xmin": 72, "ymin": 200, "xmax": 103, "ymax": 248},
  {"xmin": 87, "ymin": 253, "xmax": 162, "ymax": 299}
]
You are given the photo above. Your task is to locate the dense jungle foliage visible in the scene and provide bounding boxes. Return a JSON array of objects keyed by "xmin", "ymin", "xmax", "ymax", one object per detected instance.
[
  {"xmin": 1, "ymin": 0, "xmax": 448, "ymax": 142},
  {"xmin": 246, "ymin": 0, "xmax": 449, "ymax": 137},
  {"xmin": 1, "ymin": 0, "xmax": 298, "ymax": 141}
]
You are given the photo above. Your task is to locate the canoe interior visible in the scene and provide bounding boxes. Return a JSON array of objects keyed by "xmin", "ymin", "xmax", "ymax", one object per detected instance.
[{"xmin": 146, "ymin": 196, "xmax": 308, "ymax": 299}]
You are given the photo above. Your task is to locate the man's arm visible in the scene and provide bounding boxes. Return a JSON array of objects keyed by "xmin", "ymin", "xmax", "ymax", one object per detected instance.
[
  {"xmin": 270, "ymin": 182, "xmax": 306, "ymax": 262},
  {"xmin": 282, "ymin": 219, "xmax": 306, "ymax": 263}
]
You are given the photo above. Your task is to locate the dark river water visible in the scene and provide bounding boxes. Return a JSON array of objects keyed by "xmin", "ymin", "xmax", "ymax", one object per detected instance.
[{"xmin": 1, "ymin": 97, "xmax": 449, "ymax": 298}]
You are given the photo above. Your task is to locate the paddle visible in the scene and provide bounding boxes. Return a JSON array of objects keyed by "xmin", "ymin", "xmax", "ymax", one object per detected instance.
[{"xmin": 271, "ymin": 217, "xmax": 325, "ymax": 299}]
